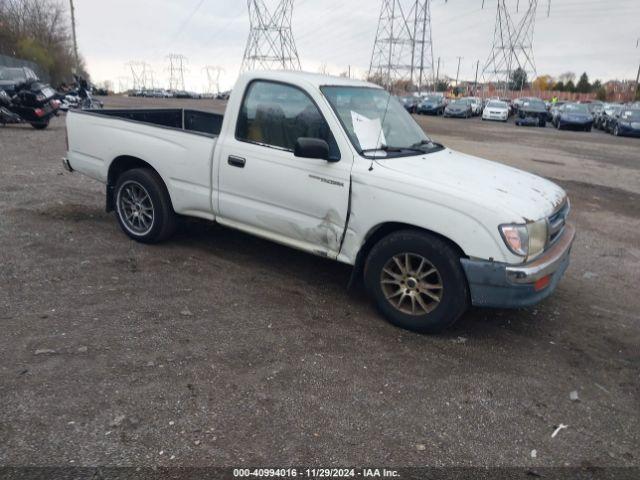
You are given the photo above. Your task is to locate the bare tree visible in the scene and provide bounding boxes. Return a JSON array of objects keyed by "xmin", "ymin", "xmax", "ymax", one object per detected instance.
[{"xmin": 0, "ymin": 0, "xmax": 87, "ymax": 85}]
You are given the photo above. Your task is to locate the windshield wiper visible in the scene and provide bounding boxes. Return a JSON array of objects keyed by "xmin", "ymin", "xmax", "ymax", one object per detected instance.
[{"xmin": 410, "ymin": 139, "xmax": 443, "ymax": 150}]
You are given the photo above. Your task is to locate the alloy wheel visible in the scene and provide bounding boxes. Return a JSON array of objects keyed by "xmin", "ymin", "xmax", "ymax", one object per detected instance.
[
  {"xmin": 380, "ymin": 253, "xmax": 443, "ymax": 315},
  {"xmin": 117, "ymin": 180, "xmax": 155, "ymax": 235}
]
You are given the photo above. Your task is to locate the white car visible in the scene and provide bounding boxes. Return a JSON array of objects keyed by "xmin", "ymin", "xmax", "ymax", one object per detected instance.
[
  {"xmin": 482, "ymin": 100, "xmax": 510, "ymax": 122},
  {"xmin": 64, "ymin": 71, "xmax": 574, "ymax": 333},
  {"xmin": 462, "ymin": 96, "xmax": 482, "ymax": 116}
]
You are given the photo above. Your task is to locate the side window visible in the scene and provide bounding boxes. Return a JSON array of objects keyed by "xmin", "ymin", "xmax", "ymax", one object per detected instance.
[{"xmin": 236, "ymin": 81, "xmax": 339, "ymax": 159}]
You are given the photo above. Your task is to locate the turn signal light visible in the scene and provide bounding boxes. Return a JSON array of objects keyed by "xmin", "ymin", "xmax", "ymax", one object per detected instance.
[{"xmin": 534, "ymin": 275, "xmax": 551, "ymax": 291}]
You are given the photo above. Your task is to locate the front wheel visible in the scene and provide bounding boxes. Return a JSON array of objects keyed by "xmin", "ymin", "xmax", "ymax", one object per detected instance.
[
  {"xmin": 364, "ymin": 230, "xmax": 469, "ymax": 333},
  {"xmin": 114, "ymin": 168, "xmax": 176, "ymax": 243}
]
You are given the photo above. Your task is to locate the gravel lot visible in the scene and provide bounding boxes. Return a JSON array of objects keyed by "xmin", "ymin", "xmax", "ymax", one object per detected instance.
[{"xmin": 1, "ymin": 97, "xmax": 639, "ymax": 470}]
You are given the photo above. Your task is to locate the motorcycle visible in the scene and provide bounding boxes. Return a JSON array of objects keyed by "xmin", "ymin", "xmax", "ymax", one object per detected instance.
[{"xmin": 0, "ymin": 79, "xmax": 60, "ymax": 129}]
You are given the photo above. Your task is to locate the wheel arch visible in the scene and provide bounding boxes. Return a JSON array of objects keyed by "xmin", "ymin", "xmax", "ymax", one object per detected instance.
[
  {"xmin": 348, "ymin": 221, "xmax": 467, "ymax": 288},
  {"xmin": 106, "ymin": 155, "xmax": 170, "ymax": 212}
]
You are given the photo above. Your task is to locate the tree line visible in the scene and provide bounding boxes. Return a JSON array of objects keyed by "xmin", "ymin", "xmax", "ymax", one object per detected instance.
[{"xmin": 0, "ymin": 0, "xmax": 87, "ymax": 85}]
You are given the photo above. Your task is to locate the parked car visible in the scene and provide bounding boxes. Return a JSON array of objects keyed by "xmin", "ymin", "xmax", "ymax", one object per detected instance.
[
  {"xmin": 461, "ymin": 96, "xmax": 482, "ymax": 116},
  {"xmin": 553, "ymin": 103, "xmax": 593, "ymax": 131},
  {"xmin": 443, "ymin": 99, "xmax": 473, "ymax": 118},
  {"xmin": 417, "ymin": 95, "xmax": 446, "ymax": 115},
  {"xmin": 596, "ymin": 104, "xmax": 622, "ymax": 132},
  {"xmin": 515, "ymin": 99, "xmax": 547, "ymax": 127},
  {"xmin": 399, "ymin": 95, "xmax": 419, "ymax": 114},
  {"xmin": 549, "ymin": 101, "xmax": 566, "ymax": 124},
  {"xmin": 481, "ymin": 100, "xmax": 509, "ymax": 122},
  {"xmin": 0, "ymin": 66, "xmax": 39, "ymax": 96},
  {"xmin": 609, "ymin": 108, "xmax": 640, "ymax": 137},
  {"xmin": 587, "ymin": 101, "xmax": 604, "ymax": 118},
  {"xmin": 64, "ymin": 71, "xmax": 574, "ymax": 334}
]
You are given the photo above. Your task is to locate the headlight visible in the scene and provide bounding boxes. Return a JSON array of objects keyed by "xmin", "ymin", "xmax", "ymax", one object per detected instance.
[{"xmin": 500, "ymin": 219, "xmax": 548, "ymax": 259}]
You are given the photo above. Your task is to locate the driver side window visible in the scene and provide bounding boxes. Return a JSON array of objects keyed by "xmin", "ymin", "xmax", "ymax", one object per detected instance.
[{"xmin": 236, "ymin": 80, "xmax": 340, "ymax": 160}]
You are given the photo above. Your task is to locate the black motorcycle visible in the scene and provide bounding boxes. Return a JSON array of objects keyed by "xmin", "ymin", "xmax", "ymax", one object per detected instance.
[{"xmin": 0, "ymin": 79, "xmax": 60, "ymax": 129}]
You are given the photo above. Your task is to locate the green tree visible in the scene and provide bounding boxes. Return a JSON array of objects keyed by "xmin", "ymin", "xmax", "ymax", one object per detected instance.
[
  {"xmin": 565, "ymin": 80, "xmax": 576, "ymax": 93},
  {"xmin": 509, "ymin": 68, "xmax": 528, "ymax": 91},
  {"xmin": 592, "ymin": 79, "xmax": 602, "ymax": 91},
  {"xmin": 553, "ymin": 81, "xmax": 565, "ymax": 92},
  {"xmin": 576, "ymin": 72, "xmax": 591, "ymax": 93},
  {"xmin": 435, "ymin": 80, "xmax": 450, "ymax": 92},
  {"xmin": 596, "ymin": 87, "xmax": 607, "ymax": 101}
]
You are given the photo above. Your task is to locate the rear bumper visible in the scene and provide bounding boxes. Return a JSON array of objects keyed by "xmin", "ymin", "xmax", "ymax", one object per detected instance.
[{"xmin": 460, "ymin": 224, "xmax": 576, "ymax": 308}]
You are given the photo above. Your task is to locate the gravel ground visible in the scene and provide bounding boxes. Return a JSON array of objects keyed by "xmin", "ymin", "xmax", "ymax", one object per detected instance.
[{"xmin": 0, "ymin": 97, "xmax": 639, "ymax": 470}]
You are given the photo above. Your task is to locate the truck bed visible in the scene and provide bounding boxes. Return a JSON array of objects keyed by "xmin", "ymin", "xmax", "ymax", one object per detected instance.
[{"xmin": 85, "ymin": 108, "xmax": 223, "ymax": 137}]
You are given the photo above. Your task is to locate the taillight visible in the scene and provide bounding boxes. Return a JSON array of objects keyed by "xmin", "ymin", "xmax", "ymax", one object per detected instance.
[{"xmin": 34, "ymin": 108, "xmax": 45, "ymax": 117}]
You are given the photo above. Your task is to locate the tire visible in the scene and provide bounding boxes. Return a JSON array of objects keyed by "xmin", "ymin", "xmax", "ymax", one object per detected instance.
[
  {"xmin": 585, "ymin": 126, "xmax": 592, "ymax": 132},
  {"xmin": 613, "ymin": 126, "xmax": 620, "ymax": 136},
  {"xmin": 31, "ymin": 120, "xmax": 49, "ymax": 130},
  {"xmin": 539, "ymin": 120, "xmax": 546, "ymax": 128},
  {"xmin": 364, "ymin": 230, "xmax": 469, "ymax": 334},
  {"xmin": 114, "ymin": 168, "xmax": 176, "ymax": 243}
]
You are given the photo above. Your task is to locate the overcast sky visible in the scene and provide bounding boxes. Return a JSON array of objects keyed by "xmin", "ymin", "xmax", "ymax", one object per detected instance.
[{"xmin": 74, "ymin": 0, "xmax": 640, "ymax": 91}]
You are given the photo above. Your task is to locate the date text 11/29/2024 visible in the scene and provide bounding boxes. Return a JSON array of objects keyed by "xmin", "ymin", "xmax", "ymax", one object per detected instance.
[{"xmin": 233, "ymin": 468, "xmax": 400, "ymax": 478}]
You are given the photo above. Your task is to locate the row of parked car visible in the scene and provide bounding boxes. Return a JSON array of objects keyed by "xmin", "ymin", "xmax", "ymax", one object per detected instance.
[
  {"xmin": 128, "ymin": 89, "xmax": 231, "ymax": 100},
  {"xmin": 398, "ymin": 93, "xmax": 640, "ymax": 138}
]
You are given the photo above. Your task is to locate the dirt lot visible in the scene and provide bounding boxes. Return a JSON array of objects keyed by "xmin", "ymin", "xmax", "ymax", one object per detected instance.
[{"xmin": 1, "ymin": 97, "xmax": 639, "ymax": 471}]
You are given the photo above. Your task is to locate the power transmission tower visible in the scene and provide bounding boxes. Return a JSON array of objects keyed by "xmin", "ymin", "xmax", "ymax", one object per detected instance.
[
  {"xmin": 126, "ymin": 61, "xmax": 149, "ymax": 91},
  {"xmin": 117, "ymin": 76, "xmax": 129, "ymax": 93},
  {"xmin": 203, "ymin": 66, "xmax": 224, "ymax": 95},
  {"xmin": 369, "ymin": 0, "xmax": 435, "ymax": 91},
  {"xmin": 167, "ymin": 54, "xmax": 188, "ymax": 91},
  {"xmin": 241, "ymin": 0, "xmax": 301, "ymax": 72},
  {"xmin": 482, "ymin": 0, "xmax": 541, "ymax": 96}
]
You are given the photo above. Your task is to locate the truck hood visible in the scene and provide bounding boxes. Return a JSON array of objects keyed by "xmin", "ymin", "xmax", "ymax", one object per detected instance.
[{"xmin": 374, "ymin": 148, "xmax": 566, "ymax": 222}]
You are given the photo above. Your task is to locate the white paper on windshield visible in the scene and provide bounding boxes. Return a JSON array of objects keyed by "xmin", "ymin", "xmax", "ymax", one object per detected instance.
[{"xmin": 351, "ymin": 111, "xmax": 386, "ymax": 151}]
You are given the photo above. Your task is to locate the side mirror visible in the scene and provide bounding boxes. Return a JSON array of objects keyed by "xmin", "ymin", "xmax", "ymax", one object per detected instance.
[{"xmin": 294, "ymin": 137, "xmax": 334, "ymax": 161}]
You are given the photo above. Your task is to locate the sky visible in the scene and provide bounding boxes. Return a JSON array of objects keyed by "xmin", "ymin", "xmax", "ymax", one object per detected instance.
[{"xmin": 73, "ymin": 0, "xmax": 640, "ymax": 92}]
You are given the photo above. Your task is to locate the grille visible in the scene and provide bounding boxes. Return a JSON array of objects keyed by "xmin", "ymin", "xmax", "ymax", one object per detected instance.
[{"xmin": 548, "ymin": 200, "xmax": 570, "ymax": 245}]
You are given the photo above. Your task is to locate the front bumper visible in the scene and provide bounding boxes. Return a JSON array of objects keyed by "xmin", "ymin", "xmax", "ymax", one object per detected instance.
[
  {"xmin": 444, "ymin": 111, "xmax": 467, "ymax": 118},
  {"xmin": 460, "ymin": 224, "xmax": 576, "ymax": 308}
]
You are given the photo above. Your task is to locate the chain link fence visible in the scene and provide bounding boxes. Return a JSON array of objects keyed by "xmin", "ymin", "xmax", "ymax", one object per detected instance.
[{"xmin": 0, "ymin": 54, "xmax": 49, "ymax": 82}]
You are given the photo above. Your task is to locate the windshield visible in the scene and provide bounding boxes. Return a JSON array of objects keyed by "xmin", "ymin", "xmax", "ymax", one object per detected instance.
[
  {"xmin": 322, "ymin": 86, "xmax": 438, "ymax": 157},
  {"xmin": 450, "ymin": 100, "xmax": 468, "ymax": 107},
  {"xmin": 620, "ymin": 110, "xmax": 640, "ymax": 121},
  {"xmin": 423, "ymin": 96, "xmax": 440, "ymax": 103},
  {"xmin": 564, "ymin": 103, "xmax": 589, "ymax": 113},
  {"xmin": 487, "ymin": 101, "xmax": 506, "ymax": 108},
  {"xmin": 0, "ymin": 68, "xmax": 25, "ymax": 81}
]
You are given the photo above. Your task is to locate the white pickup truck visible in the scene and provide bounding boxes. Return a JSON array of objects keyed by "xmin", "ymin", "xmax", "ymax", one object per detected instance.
[{"xmin": 64, "ymin": 71, "xmax": 575, "ymax": 333}]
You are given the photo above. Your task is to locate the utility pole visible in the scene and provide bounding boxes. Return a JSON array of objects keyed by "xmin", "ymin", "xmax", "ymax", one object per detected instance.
[
  {"xmin": 455, "ymin": 56, "xmax": 462, "ymax": 87},
  {"xmin": 634, "ymin": 61, "xmax": 640, "ymax": 101},
  {"xmin": 474, "ymin": 59, "xmax": 480, "ymax": 96},
  {"xmin": 435, "ymin": 56, "xmax": 440, "ymax": 87},
  {"xmin": 69, "ymin": 0, "xmax": 80, "ymax": 73}
]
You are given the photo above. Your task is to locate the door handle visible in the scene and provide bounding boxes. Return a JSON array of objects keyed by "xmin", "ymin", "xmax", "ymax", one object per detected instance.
[{"xmin": 228, "ymin": 156, "xmax": 246, "ymax": 168}]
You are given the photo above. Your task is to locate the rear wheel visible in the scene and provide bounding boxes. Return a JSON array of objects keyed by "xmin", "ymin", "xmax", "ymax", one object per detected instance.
[
  {"xmin": 364, "ymin": 230, "xmax": 469, "ymax": 333},
  {"xmin": 114, "ymin": 168, "xmax": 176, "ymax": 243}
]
